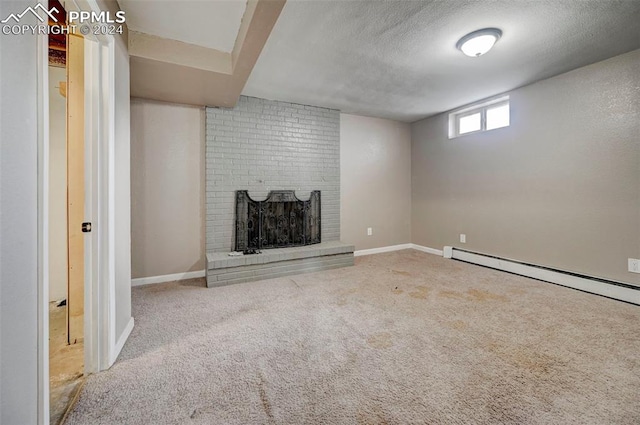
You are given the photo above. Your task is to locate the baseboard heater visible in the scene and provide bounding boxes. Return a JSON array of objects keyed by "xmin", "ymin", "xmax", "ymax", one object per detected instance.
[{"xmin": 443, "ymin": 247, "xmax": 640, "ymax": 306}]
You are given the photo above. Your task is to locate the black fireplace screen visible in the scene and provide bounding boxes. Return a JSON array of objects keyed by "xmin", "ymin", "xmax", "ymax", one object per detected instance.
[{"xmin": 235, "ymin": 190, "xmax": 321, "ymax": 252}]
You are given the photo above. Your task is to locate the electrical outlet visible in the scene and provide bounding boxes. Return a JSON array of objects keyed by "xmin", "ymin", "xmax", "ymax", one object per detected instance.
[
  {"xmin": 629, "ymin": 258, "xmax": 640, "ymax": 274},
  {"xmin": 460, "ymin": 234, "xmax": 466, "ymax": 243},
  {"xmin": 367, "ymin": 227, "xmax": 373, "ymax": 236}
]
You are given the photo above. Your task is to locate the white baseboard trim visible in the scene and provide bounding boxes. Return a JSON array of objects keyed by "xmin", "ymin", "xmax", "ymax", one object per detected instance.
[
  {"xmin": 449, "ymin": 248, "xmax": 640, "ymax": 305},
  {"xmin": 410, "ymin": 244, "xmax": 444, "ymax": 256},
  {"xmin": 131, "ymin": 270, "xmax": 206, "ymax": 287},
  {"xmin": 354, "ymin": 244, "xmax": 413, "ymax": 257},
  {"xmin": 110, "ymin": 317, "xmax": 134, "ymax": 365},
  {"xmin": 354, "ymin": 244, "xmax": 444, "ymax": 257}
]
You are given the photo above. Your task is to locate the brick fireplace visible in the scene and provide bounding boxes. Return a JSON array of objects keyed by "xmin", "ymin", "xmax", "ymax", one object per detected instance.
[{"xmin": 205, "ymin": 96, "xmax": 354, "ymax": 287}]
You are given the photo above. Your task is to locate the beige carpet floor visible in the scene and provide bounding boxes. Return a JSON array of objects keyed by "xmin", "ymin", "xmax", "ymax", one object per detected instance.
[{"xmin": 66, "ymin": 250, "xmax": 640, "ymax": 424}]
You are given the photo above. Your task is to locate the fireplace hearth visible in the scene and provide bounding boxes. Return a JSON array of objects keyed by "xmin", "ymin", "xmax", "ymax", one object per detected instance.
[{"xmin": 235, "ymin": 190, "xmax": 321, "ymax": 253}]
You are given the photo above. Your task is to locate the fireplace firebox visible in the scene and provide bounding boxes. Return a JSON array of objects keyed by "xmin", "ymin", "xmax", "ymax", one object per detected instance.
[{"xmin": 235, "ymin": 190, "xmax": 321, "ymax": 252}]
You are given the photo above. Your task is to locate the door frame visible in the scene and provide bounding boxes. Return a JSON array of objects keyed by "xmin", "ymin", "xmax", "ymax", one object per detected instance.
[
  {"xmin": 37, "ymin": 0, "xmax": 120, "ymax": 422},
  {"xmin": 36, "ymin": 24, "xmax": 50, "ymax": 425}
]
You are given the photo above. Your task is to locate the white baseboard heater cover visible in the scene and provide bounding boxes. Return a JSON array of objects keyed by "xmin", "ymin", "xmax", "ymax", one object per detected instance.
[{"xmin": 445, "ymin": 247, "xmax": 640, "ymax": 306}]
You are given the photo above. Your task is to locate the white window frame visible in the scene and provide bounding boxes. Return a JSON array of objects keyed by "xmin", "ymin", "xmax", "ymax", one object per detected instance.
[{"xmin": 448, "ymin": 95, "xmax": 510, "ymax": 139}]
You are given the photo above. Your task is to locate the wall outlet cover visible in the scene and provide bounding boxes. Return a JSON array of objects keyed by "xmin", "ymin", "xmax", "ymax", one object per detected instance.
[
  {"xmin": 629, "ymin": 258, "xmax": 640, "ymax": 274},
  {"xmin": 460, "ymin": 234, "xmax": 466, "ymax": 243}
]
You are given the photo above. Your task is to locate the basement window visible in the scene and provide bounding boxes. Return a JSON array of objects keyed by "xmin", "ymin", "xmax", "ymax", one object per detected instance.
[{"xmin": 449, "ymin": 96, "xmax": 510, "ymax": 138}]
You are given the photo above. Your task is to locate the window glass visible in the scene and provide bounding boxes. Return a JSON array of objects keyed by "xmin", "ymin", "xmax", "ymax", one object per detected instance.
[
  {"xmin": 486, "ymin": 104, "xmax": 510, "ymax": 130},
  {"xmin": 459, "ymin": 112, "xmax": 481, "ymax": 134}
]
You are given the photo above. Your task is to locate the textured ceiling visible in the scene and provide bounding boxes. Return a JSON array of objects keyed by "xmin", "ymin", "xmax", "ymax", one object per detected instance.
[
  {"xmin": 243, "ymin": 0, "xmax": 640, "ymax": 122},
  {"xmin": 118, "ymin": 0, "xmax": 247, "ymax": 53}
]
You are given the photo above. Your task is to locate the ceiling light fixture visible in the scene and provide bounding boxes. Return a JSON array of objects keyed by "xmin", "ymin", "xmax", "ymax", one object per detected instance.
[{"xmin": 456, "ymin": 28, "xmax": 502, "ymax": 57}]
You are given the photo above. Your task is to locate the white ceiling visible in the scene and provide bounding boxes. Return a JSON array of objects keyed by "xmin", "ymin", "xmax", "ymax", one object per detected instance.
[
  {"xmin": 243, "ymin": 0, "xmax": 640, "ymax": 122},
  {"xmin": 118, "ymin": 0, "xmax": 247, "ymax": 53}
]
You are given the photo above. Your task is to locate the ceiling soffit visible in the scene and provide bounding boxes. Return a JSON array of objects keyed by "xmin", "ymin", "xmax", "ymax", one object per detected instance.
[{"xmin": 128, "ymin": 0, "xmax": 286, "ymax": 108}]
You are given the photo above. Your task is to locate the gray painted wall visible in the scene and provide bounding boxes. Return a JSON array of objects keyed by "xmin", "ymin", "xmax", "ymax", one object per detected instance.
[
  {"xmin": 206, "ymin": 96, "xmax": 340, "ymax": 253},
  {"xmin": 131, "ymin": 99, "xmax": 205, "ymax": 278},
  {"xmin": 0, "ymin": 1, "xmax": 39, "ymax": 422},
  {"xmin": 411, "ymin": 49, "xmax": 640, "ymax": 286},
  {"xmin": 340, "ymin": 114, "xmax": 411, "ymax": 250}
]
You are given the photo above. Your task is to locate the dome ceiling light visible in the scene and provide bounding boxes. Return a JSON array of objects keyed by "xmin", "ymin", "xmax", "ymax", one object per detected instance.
[{"xmin": 456, "ymin": 28, "xmax": 503, "ymax": 57}]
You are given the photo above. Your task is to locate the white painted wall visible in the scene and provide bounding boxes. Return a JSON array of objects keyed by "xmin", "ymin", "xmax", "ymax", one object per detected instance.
[
  {"xmin": 49, "ymin": 66, "xmax": 67, "ymax": 302},
  {"xmin": 130, "ymin": 99, "xmax": 205, "ymax": 279},
  {"xmin": 0, "ymin": 1, "xmax": 39, "ymax": 422},
  {"xmin": 340, "ymin": 114, "xmax": 412, "ymax": 250}
]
